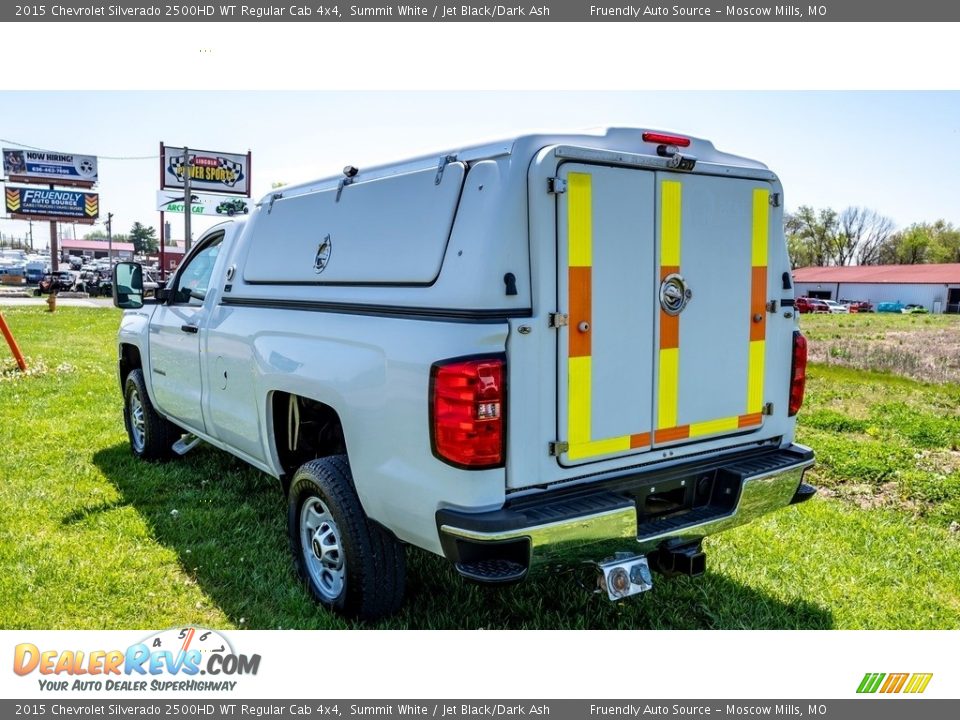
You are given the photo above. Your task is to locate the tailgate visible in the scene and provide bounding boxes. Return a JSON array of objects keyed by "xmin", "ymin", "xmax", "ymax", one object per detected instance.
[{"xmin": 556, "ymin": 163, "xmax": 774, "ymax": 467}]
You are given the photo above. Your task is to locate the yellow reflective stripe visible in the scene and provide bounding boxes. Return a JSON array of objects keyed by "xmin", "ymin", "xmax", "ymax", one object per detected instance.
[
  {"xmin": 689, "ymin": 416, "xmax": 739, "ymax": 438},
  {"xmin": 752, "ymin": 188, "xmax": 769, "ymax": 267},
  {"xmin": 747, "ymin": 340, "xmax": 765, "ymax": 414},
  {"xmin": 568, "ymin": 436, "xmax": 632, "ymax": 461},
  {"xmin": 914, "ymin": 674, "xmax": 934, "ymax": 693},
  {"xmin": 568, "ymin": 173, "xmax": 592, "ymax": 268},
  {"xmin": 657, "ymin": 347, "xmax": 679, "ymax": 429},
  {"xmin": 568, "ymin": 355, "xmax": 592, "ymax": 446},
  {"xmin": 661, "ymin": 181, "xmax": 682, "ymax": 267}
]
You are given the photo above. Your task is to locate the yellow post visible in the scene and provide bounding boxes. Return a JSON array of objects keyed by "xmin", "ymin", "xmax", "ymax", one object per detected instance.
[{"xmin": 46, "ymin": 292, "xmax": 57, "ymax": 312}]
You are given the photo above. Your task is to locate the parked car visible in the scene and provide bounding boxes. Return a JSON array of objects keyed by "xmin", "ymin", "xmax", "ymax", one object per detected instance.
[
  {"xmin": 113, "ymin": 127, "xmax": 815, "ymax": 619},
  {"xmin": 901, "ymin": 304, "xmax": 929, "ymax": 314},
  {"xmin": 822, "ymin": 300, "xmax": 849, "ymax": 314},
  {"xmin": 795, "ymin": 297, "xmax": 830, "ymax": 314},
  {"xmin": 35, "ymin": 271, "xmax": 75, "ymax": 294},
  {"xmin": 876, "ymin": 301, "xmax": 905, "ymax": 313},
  {"xmin": 843, "ymin": 300, "xmax": 874, "ymax": 313}
]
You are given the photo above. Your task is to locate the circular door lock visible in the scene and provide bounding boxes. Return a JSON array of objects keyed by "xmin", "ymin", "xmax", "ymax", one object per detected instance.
[
  {"xmin": 659, "ymin": 273, "xmax": 692, "ymax": 316},
  {"xmin": 578, "ymin": 321, "xmax": 590, "ymax": 333}
]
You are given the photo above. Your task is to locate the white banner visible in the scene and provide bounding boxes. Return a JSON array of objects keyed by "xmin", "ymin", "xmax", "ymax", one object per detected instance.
[
  {"xmin": 3, "ymin": 147, "xmax": 98, "ymax": 185},
  {"xmin": 2, "ymin": 630, "xmax": 957, "ymax": 700}
]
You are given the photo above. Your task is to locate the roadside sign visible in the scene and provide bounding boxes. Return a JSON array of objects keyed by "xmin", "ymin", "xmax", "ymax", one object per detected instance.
[
  {"xmin": 4, "ymin": 186, "xmax": 99, "ymax": 223},
  {"xmin": 155, "ymin": 190, "xmax": 253, "ymax": 217},
  {"xmin": 161, "ymin": 145, "xmax": 250, "ymax": 196},
  {"xmin": 2, "ymin": 147, "xmax": 98, "ymax": 187}
]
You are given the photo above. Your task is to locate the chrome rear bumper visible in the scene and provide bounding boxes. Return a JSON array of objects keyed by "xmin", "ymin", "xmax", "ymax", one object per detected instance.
[{"xmin": 437, "ymin": 444, "xmax": 814, "ymax": 579}]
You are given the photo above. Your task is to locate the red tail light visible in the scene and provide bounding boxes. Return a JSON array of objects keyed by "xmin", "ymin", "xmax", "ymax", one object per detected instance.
[
  {"xmin": 430, "ymin": 356, "xmax": 505, "ymax": 468},
  {"xmin": 789, "ymin": 331, "xmax": 807, "ymax": 417},
  {"xmin": 642, "ymin": 131, "xmax": 691, "ymax": 148}
]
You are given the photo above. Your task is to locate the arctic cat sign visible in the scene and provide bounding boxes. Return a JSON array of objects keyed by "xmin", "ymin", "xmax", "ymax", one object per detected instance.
[
  {"xmin": 161, "ymin": 145, "xmax": 251, "ymax": 196},
  {"xmin": 156, "ymin": 191, "xmax": 252, "ymax": 217},
  {"xmin": 5, "ymin": 187, "xmax": 99, "ymax": 223}
]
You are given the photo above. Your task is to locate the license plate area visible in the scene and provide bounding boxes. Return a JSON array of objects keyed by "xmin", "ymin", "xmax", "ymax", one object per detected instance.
[{"xmin": 632, "ymin": 468, "xmax": 742, "ymax": 524}]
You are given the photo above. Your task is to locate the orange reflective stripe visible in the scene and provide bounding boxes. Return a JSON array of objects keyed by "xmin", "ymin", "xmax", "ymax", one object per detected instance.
[{"xmin": 568, "ymin": 266, "xmax": 592, "ymax": 358}]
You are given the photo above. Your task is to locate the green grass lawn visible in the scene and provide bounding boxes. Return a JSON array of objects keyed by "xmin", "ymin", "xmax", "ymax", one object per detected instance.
[{"xmin": 1, "ymin": 306, "xmax": 958, "ymax": 629}]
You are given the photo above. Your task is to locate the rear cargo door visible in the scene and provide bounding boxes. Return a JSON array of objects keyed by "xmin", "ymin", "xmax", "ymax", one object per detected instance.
[
  {"xmin": 652, "ymin": 172, "xmax": 771, "ymax": 448},
  {"xmin": 556, "ymin": 163, "xmax": 657, "ymax": 466},
  {"xmin": 555, "ymin": 164, "xmax": 773, "ymax": 467}
]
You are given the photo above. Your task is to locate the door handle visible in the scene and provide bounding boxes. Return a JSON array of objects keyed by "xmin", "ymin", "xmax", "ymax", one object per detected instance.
[{"xmin": 180, "ymin": 324, "xmax": 199, "ymax": 334}]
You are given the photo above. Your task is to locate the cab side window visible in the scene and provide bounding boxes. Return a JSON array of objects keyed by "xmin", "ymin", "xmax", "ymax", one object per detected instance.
[{"xmin": 172, "ymin": 237, "xmax": 223, "ymax": 306}]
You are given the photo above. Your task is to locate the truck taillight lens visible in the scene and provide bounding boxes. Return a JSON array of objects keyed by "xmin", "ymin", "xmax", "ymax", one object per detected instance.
[
  {"xmin": 430, "ymin": 356, "xmax": 505, "ymax": 469},
  {"xmin": 789, "ymin": 331, "xmax": 807, "ymax": 417}
]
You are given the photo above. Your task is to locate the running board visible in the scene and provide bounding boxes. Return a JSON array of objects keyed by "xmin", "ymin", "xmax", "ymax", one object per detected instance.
[{"xmin": 172, "ymin": 433, "xmax": 202, "ymax": 456}]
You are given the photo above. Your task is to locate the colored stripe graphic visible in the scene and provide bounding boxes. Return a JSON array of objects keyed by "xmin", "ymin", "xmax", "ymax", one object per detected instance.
[
  {"xmin": 564, "ymin": 171, "xmax": 650, "ymax": 461},
  {"xmin": 5, "ymin": 189, "xmax": 21, "ymax": 212},
  {"xmin": 880, "ymin": 673, "xmax": 908, "ymax": 693},
  {"xmin": 857, "ymin": 673, "xmax": 885, "ymax": 694},
  {"xmin": 856, "ymin": 672, "xmax": 932, "ymax": 694},
  {"xmin": 904, "ymin": 673, "xmax": 933, "ymax": 694}
]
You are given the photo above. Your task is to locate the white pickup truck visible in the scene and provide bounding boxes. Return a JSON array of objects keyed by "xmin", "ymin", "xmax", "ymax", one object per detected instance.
[{"xmin": 113, "ymin": 128, "xmax": 814, "ymax": 620}]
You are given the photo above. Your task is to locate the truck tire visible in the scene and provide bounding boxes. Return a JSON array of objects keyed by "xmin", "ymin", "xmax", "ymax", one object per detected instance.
[
  {"xmin": 288, "ymin": 456, "xmax": 406, "ymax": 620},
  {"xmin": 123, "ymin": 369, "xmax": 176, "ymax": 461}
]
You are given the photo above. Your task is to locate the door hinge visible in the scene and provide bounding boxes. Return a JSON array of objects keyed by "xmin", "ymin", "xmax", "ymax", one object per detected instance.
[
  {"xmin": 766, "ymin": 299, "xmax": 779, "ymax": 313},
  {"xmin": 548, "ymin": 312, "xmax": 568, "ymax": 328},
  {"xmin": 435, "ymin": 154, "xmax": 458, "ymax": 185},
  {"xmin": 547, "ymin": 177, "xmax": 567, "ymax": 194},
  {"xmin": 549, "ymin": 441, "xmax": 569, "ymax": 456},
  {"xmin": 769, "ymin": 192, "xmax": 781, "ymax": 207},
  {"xmin": 763, "ymin": 402, "xmax": 775, "ymax": 416}
]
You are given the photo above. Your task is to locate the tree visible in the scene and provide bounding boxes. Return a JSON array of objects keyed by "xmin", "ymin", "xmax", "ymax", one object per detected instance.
[
  {"xmin": 840, "ymin": 207, "xmax": 895, "ymax": 266},
  {"xmin": 83, "ymin": 230, "xmax": 108, "ymax": 241},
  {"xmin": 785, "ymin": 205, "xmax": 838, "ymax": 267},
  {"xmin": 129, "ymin": 222, "xmax": 159, "ymax": 254},
  {"xmin": 877, "ymin": 221, "xmax": 960, "ymax": 265}
]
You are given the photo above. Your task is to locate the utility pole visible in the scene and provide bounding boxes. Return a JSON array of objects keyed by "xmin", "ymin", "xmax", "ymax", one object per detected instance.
[
  {"xmin": 106, "ymin": 212, "xmax": 114, "ymax": 265},
  {"xmin": 28, "ymin": 220, "xmax": 33, "ymax": 251},
  {"xmin": 183, "ymin": 147, "xmax": 192, "ymax": 254}
]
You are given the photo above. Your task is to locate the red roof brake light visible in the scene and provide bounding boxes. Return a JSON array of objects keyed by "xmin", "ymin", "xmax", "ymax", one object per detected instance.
[{"xmin": 642, "ymin": 132, "xmax": 691, "ymax": 148}]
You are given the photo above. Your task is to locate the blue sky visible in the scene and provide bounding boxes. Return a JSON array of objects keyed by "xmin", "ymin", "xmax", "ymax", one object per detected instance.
[{"xmin": 1, "ymin": 91, "xmax": 958, "ymax": 248}]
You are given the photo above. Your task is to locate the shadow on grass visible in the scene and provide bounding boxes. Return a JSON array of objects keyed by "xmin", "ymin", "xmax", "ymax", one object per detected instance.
[{"xmin": 92, "ymin": 443, "xmax": 833, "ymax": 630}]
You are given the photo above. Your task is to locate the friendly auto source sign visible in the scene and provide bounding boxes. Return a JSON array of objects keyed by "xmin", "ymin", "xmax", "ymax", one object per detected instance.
[
  {"xmin": 162, "ymin": 145, "xmax": 250, "ymax": 196},
  {"xmin": 4, "ymin": 186, "xmax": 99, "ymax": 221},
  {"xmin": 2, "ymin": 147, "xmax": 98, "ymax": 184},
  {"xmin": 155, "ymin": 190, "xmax": 252, "ymax": 217}
]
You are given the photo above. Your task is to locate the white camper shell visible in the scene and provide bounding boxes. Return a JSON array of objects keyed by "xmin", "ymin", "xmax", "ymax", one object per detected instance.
[{"xmin": 115, "ymin": 128, "xmax": 814, "ymax": 619}]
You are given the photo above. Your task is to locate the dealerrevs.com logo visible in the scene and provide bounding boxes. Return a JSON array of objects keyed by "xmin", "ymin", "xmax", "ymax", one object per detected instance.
[
  {"xmin": 857, "ymin": 672, "xmax": 933, "ymax": 694},
  {"xmin": 13, "ymin": 627, "xmax": 260, "ymax": 692}
]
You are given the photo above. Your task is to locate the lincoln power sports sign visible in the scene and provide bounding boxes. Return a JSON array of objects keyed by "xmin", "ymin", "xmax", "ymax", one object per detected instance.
[
  {"xmin": 5, "ymin": 186, "xmax": 99, "ymax": 222},
  {"xmin": 162, "ymin": 145, "xmax": 251, "ymax": 196}
]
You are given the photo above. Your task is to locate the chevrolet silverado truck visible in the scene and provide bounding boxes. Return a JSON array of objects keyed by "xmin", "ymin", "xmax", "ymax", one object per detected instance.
[{"xmin": 113, "ymin": 128, "xmax": 814, "ymax": 620}]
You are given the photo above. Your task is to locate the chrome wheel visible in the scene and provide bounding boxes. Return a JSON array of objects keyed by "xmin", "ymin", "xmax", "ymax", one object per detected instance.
[
  {"xmin": 300, "ymin": 497, "xmax": 345, "ymax": 601},
  {"xmin": 129, "ymin": 388, "xmax": 146, "ymax": 453}
]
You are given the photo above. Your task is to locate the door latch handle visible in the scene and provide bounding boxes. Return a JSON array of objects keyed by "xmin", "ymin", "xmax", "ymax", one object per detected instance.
[{"xmin": 180, "ymin": 324, "xmax": 199, "ymax": 334}]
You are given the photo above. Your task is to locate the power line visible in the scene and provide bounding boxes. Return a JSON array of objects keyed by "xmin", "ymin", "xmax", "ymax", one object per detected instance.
[{"xmin": 0, "ymin": 138, "xmax": 157, "ymax": 160}]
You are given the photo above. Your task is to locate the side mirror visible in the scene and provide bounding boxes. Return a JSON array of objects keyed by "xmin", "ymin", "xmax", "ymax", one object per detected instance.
[{"xmin": 113, "ymin": 262, "xmax": 144, "ymax": 309}]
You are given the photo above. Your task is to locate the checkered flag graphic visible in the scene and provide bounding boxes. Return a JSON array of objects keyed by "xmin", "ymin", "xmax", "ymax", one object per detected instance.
[{"xmin": 218, "ymin": 157, "xmax": 243, "ymax": 187}]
